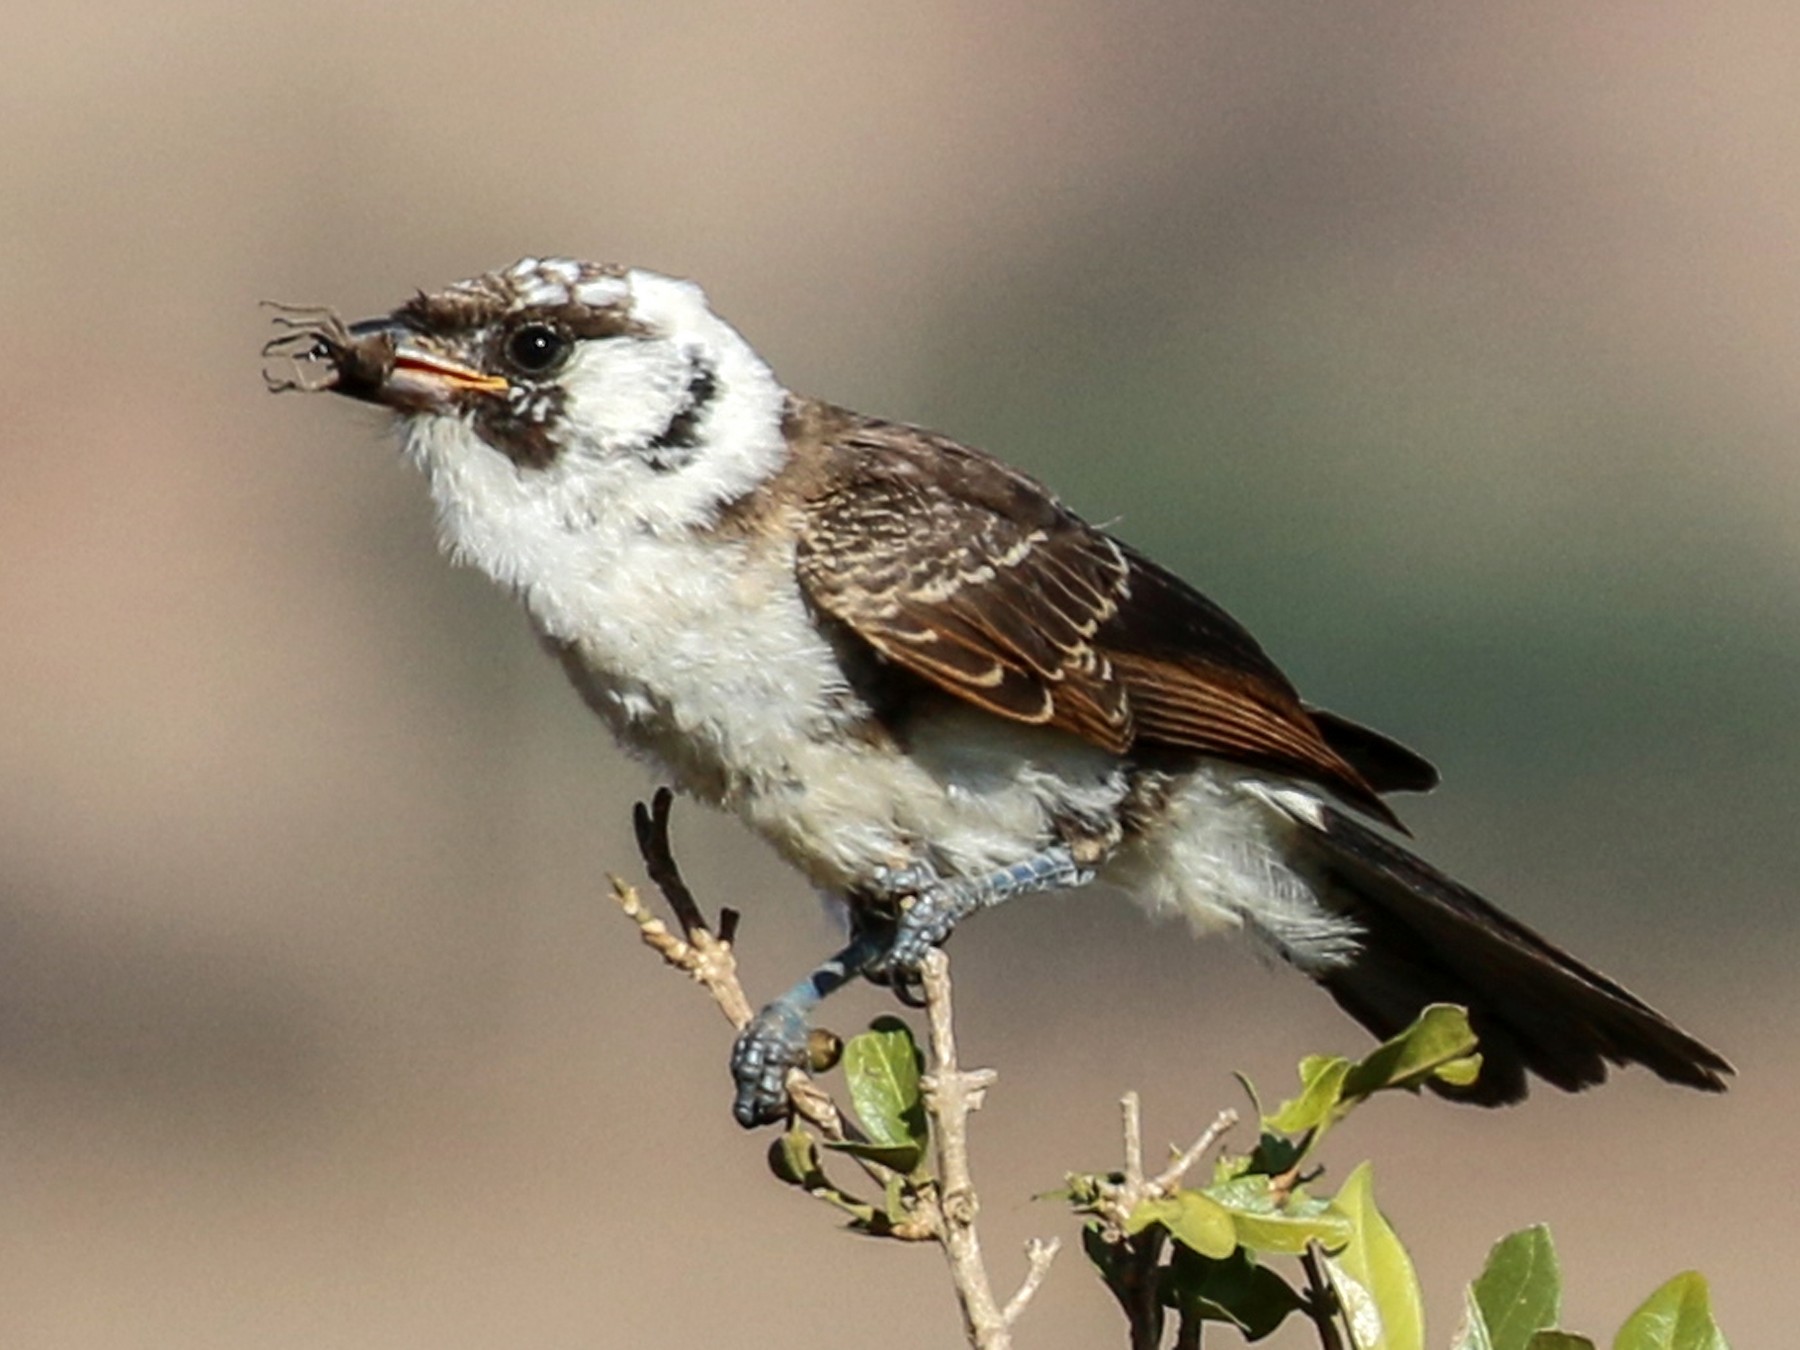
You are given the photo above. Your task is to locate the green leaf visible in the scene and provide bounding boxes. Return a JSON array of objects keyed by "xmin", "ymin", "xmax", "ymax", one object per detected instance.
[
  {"xmin": 1233, "ymin": 1071, "xmax": 1266, "ymax": 1120},
  {"xmin": 1473, "ymin": 1226, "xmax": 1562, "ymax": 1350},
  {"xmin": 1054, "ymin": 1172, "xmax": 1109, "ymax": 1207},
  {"xmin": 1528, "ymin": 1334, "xmax": 1597, "ymax": 1350},
  {"xmin": 1166, "ymin": 1246, "xmax": 1304, "ymax": 1343},
  {"xmin": 1613, "ymin": 1272, "xmax": 1729, "ymax": 1350},
  {"xmin": 1326, "ymin": 1163, "xmax": 1424, "ymax": 1350},
  {"xmin": 1327, "ymin": 1262, "xmax": 1388, "ymax": 1350},
  {"xmin": 1453, "ymin": 1289, "xmax": 1495, "ymax": 1350},
  {"xmin": 1204, "ymin": 1174, "xmax": 1352, "ymax": 1255},
  {"xmin": 1128, "ymin": 1190, "xmax": 1238, "ymax": 1258},
  {"xmin": 842, "ymin": 1017, "xmax": 928, "ymax": 1158},
  {"xmin": 1261, "ymin": 1007, "xmax": 1483, "ymax": 1166},
  {"xmin": 768, "ymin": 1128, "xmax": 824, "ymax": 1187},
  {"xmin": 1341, "ymin": 1004, "xmax": 1482, "ymax": 1100},
  {"xmin": 1265, "ymin": 1055, "xmax": 1352, "ymax": 1135}
]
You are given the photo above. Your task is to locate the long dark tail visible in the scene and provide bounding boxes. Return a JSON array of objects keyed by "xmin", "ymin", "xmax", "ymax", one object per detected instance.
[{"xmin": 1293, "ymin": 803, "xmax": 1731, "ymax": 1104}]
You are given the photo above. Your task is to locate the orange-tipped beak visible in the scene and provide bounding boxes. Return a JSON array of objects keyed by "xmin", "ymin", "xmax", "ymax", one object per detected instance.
[{"xmin": 391, "ymin": 347, "xmax": 509, "ymax": 396}]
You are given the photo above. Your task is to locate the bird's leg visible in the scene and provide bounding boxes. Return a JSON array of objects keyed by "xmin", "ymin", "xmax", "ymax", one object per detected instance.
[
  {"xmin": 865, "ymin": 843, "xmax": 1099, "ymax": 982},
  {"xmin": 730, "ymin": 924, "xmax": 890, "ymax": 1128},
  {"xmin": 731, "ymin": 842, "xmax": 1106, "ymax": 1128}
]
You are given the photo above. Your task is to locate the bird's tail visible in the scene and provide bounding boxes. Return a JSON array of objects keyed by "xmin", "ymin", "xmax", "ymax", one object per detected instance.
[{"xmin": 1288, "ymin": 802, "xmax": 1732, "ymax": 1104}]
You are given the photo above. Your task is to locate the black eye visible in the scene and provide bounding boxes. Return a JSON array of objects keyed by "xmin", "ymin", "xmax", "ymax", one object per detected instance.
[{"xmin": 504, "ymin": 323, "xmax": 571, "ymax": 375}]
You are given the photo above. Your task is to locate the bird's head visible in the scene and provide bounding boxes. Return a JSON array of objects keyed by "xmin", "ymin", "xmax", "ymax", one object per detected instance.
[{"xmin": 266, "ymin": 258, "xmax": 790, "ymax": 539}]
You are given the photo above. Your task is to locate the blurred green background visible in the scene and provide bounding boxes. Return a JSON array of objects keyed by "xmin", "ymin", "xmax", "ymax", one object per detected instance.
[{"xmin": 2, "ymin": 4, "xmax": 1793, "ymax": 1346}]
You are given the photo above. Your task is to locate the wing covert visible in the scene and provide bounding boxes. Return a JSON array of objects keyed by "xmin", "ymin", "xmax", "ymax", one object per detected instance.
[{"xmin": 788, "ymin": 408, "xmax": 1405, "ymax": 821}]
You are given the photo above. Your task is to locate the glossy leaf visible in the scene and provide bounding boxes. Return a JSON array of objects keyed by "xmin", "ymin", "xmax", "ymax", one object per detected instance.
[
  {"xmin": 1473, "ymin": 1226, "xmax": 1561, "ymax": 1350},
  {"xmin": 1265, "ymin": 1055, "xmax": 1352, "ymax": 1135},
  {"xmin": 1262, "ymin": 1006, "xmax": 1482, "ymax": 1161},
  {"xmin": 1327, "ymin": 1163, "xmax": 1424, "ymax": 1350},
  {"xmin": 842, "ymin": 1017, "xmax": 927, "ymax": 1164},
  {"xmin": 1340, "ymin": 1004, "xmax": 1482, "ymax": 1100},
  {"xmin": 1452, "ymin": 1289, "xmax": 1496, "ymax": 1350},
  {"xmin": 1613, "ymin": 1272, "xmax": 1729, "ymax": 1350},
  {"xmin": 1528, "ymin": 1334, "xmax": 1597, "ymax": 1350},
  {"xmin": 1128, "ymin": 1190, "xmax": 1237, "ymax": 1258},
  {"xmin": 1204, "ymin": 1174, "xmax": 1352, "ymax": 1255}
]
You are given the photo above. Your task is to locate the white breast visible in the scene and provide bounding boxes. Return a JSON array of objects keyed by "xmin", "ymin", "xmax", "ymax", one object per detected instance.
[{"xmin": 401, "ymin": 411, "xmax": 1132, "ymax": 894}]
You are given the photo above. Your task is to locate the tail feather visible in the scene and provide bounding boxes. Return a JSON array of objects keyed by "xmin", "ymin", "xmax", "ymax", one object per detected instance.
[{"xmin": 1291, "ymin": 803, "xmax": 1732, "ymax": 1104}]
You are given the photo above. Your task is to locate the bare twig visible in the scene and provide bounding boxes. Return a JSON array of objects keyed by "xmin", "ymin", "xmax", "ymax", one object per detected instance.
[
  {"xmin": 610, "ymin": 792, "xmax": 1061, "ymax": 1347},
  {"xmin": 608, "ymin": 788, "xmax": 842, "ymax": 1139},
  {"xmin": 608, "ymin": 862, "xmax": 755, "ymax": 1030},
  {"xmin": 1152, "ymin": 1109, "xmax": 1240, "ymax": 1194},
  {"xmin": 1098, "ymin": 1095, "xmax": 1239, "ymax": 1234},
  {"xmin": 918, "ymin": 949, "xmax": 1059, "ymax": 1348},
  {"xmin": 1087, "ymin": 1096, "xmax": 1239, "ymax": 1350},
  {"xmin": 1001, "ymin": 1237, "xmax": 1063, "ymax": 1328},
  {"xmin": 1122, "ymin": 1091, "xmax": 1146, "ymax": 1192}
]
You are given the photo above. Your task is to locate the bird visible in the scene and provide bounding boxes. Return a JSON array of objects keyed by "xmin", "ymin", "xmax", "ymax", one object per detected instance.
[{"xmin": 266, "ymin": 256, "xmax": 1731, "ymax": 1128}]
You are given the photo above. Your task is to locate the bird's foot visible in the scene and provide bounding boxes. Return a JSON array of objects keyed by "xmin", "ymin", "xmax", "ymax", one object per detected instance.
[
  {"xmin": 730, "ymin": 1002, "xmax": 809, "ymax": 1129},
  {"xmin": 862, "ymin": 849, "xmax": 1097, "ymax": 986},
  {"xmin": 864, "ymin": 883, "xmax": 977, "ymax": 984}
]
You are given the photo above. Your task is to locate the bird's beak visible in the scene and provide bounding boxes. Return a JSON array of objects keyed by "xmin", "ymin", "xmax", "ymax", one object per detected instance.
[
  {"xmin": 366, "ymin": 320, "xmax": 511, "ymax": 406},
  {"xmin": 263, "ymin": 310, "xmax": 509, "ymax": 410}
]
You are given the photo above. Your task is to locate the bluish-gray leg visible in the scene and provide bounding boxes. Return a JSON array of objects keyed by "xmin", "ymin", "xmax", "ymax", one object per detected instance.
[
  {"xmin": 730, "ymin": 925, "xmax": 890, "ymax": 1128},
  {"xmin": 730, "ymin": 843, "xmax": 1098, "ymax": 1128},
  {"xmin": 866, "ymin": 844, "xmax": 1097, "ymax": 982}
]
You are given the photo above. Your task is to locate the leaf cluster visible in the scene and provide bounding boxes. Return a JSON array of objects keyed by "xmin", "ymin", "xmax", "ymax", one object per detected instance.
[
  {"xmin": 1064, "ymin": 1003, "xmax": 1478, "ymax": 1346},
  {"xmin": 766, "ymin": 1016, "xmax": 939, "ymax": 1237},
  {"xmin": 1454, "ymin": 1226, "xmax": 1729, "ymax": 1350},
  {"xmin": 1058, "ymin": 1005, "xmax": 1730, "ymax": 1349}
]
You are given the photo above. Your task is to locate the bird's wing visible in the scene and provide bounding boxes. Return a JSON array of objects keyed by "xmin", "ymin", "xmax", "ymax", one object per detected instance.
[{"xmin": 792, "ymin": 412, "xmax": 1409, "ymax": 822}]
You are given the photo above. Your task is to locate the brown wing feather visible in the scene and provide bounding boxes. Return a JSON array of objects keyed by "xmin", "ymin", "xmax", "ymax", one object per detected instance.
[{"xmin": 790, "ymin": 405, "xmax": 1408, "ymax": 822}]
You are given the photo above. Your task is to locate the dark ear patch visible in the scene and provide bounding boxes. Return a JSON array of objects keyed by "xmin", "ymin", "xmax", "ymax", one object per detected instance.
[{"xmin": 638, "ymin": 356, "xmax": 719, "ymax": 472}]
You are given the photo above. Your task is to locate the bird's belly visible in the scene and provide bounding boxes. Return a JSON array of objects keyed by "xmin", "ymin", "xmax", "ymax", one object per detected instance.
[
  {"xmin": 533, "ymin": 536, "xmax": 1132, "ymax": 896},
  {"xmin": 578, "ymin": 661, "xmax": 1136, "ymax": 896},
  {"xmin": 737, "ymin": 710, "xmax": 1135, "ymax": 895}
]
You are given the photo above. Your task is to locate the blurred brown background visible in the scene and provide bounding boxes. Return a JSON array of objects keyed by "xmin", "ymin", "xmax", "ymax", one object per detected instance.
[{"xmin": 2, "ymin": 3, "xmax": 1794, "ymax": 1346}]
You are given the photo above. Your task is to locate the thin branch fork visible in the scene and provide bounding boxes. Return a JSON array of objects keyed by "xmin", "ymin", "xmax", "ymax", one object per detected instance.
[
  {"xmin": 609, "ymin": 788, "xmax": 842, "ymax": 1138},
  {"xmin": 1097, "ymin": 1093, "xmax": 1239, "ymax": 1237},
  {"xmin": 608, "ymin": 789, "xmax": 1059, "ymax": 1348}
]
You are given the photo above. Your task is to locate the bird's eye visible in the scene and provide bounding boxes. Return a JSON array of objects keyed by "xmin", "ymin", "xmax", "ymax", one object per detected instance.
[{"xmin": 503, "ymin": 323, "xmax": 571, "ymax": 375}]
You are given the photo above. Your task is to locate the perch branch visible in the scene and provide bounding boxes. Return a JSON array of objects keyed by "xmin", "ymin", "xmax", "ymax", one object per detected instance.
[
  {"xmin": 609, "ymin": 788, "xmax": 848, "ymax": 1141},
  {"xmin": 918, "ymin": 949, "xmax": 1061, "ymax": 1347},
  {"xmin": 608, "ymin": 790, "xmax": 1062, "ymax": 1347}
]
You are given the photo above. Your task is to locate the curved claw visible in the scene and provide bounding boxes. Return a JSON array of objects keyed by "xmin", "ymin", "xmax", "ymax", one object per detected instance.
[
  {"xmin": 730, "ymin": 1003, "xmax": 810, "ymax": 1128},
  {"xmin": 859, "ymin": 888, "xmax": 963, "ymax": 990}
]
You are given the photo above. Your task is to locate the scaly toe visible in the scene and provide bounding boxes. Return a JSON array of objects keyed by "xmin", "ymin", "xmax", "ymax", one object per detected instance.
[{"xmin": 730, "ymin": 1004, "xmax": 810, "ymax": 1128}]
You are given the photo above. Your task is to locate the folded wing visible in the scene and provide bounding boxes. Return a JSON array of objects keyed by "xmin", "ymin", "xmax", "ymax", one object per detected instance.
[{"xmin": 793, "ymin": 412, "xmax": 1415, "ymax": 824}]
